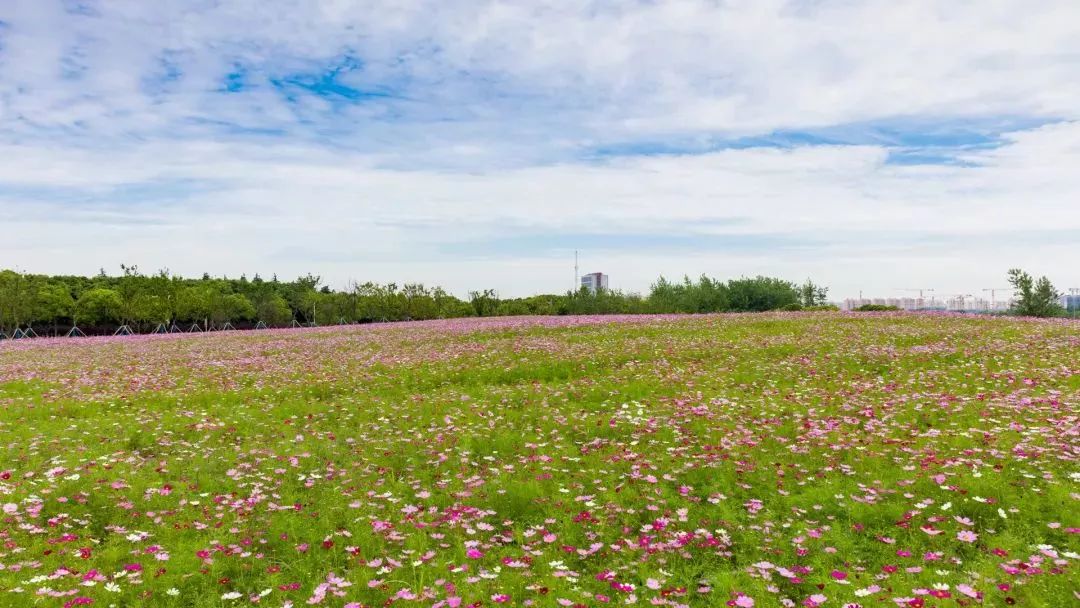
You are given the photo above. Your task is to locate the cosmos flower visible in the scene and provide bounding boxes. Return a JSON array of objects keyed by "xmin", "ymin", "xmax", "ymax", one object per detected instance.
[
  {"xmin": 956, "ymin": 531, "xmax": 978, "ymax": 543},
  {"xmin": 0, "ymin": 314, "xmax": 1074, "ymax": 606}
]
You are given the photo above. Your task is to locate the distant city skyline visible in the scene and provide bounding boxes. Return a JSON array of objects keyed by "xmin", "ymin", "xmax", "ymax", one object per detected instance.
[{"xmin": 1, "ymin": 1, "xmax": 1079, "ymax": 298}]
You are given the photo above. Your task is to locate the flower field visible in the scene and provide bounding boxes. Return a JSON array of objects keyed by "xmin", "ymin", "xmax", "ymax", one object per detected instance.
[{"xmin": 0, "ymin": 313, "xmax": 1077, "ymax": 608}]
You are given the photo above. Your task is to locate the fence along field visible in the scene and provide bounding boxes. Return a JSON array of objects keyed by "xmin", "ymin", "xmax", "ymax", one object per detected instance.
[{"xmin": 0, "ymin": 313, "xmax": 1076, "ymax": 607}]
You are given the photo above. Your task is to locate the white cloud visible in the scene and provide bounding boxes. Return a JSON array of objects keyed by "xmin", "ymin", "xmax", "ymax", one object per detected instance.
[
  {"xmin": 3, "ymin": 1, "xmax": 1079, "ymax": 141},
  {"xmin": 2, "ymin": 120, "xmax": 1079, "ymax": 297},
  {"xmin": 1, "ymin": 1, "xmax": 1079, "ymax": 298}
]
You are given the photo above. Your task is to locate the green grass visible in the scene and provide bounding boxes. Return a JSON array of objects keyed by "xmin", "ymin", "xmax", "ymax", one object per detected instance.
[{"xmin": 0, "ymin": 314, "xmax": 1076, "ymax": 607}]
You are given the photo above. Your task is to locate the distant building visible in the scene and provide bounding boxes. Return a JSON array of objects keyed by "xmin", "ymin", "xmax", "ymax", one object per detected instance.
[
  {"xmin": 1061, "ymin": 294, "xmax": 1080, "ymax": 313},
  {"xmin": 842, "ymin": 295, "xmax": 1013, "ymax": 312},
  {"xmin": 580, "ymin": 272, "xmax": 609, "ymax": 293}
]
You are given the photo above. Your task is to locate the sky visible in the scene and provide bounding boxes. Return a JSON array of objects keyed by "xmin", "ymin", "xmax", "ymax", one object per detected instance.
[{"xmin": 1, "ymin": 1, "xmax": 1079, "ymax": 299}]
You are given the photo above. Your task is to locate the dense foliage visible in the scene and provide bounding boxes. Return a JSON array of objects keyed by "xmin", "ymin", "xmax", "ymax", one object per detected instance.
[
  {"xmin": 0, "ymin": 268, "xmax": 827, "ymax": 335},
  {"xmin": 1007, "ymin": 268, "xmax": 1064, "ymax": 318},
  {"xmin": 854, "ymin": 304, "xmax": 902, "ymax": 312},
  {"xmin": 0, "ymin": 314, "xmax": 1076, "ymax": 606}
]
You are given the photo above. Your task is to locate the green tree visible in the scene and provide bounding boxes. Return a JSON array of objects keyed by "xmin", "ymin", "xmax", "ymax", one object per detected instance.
[
  {"xmin": 144, "ymin": 270, "xmax": 181, "ymax": 324},
  {"xmin": 691, "ymin": 275, "xmax": 729, "ymax": 312},
  {"xmin": 469, "ymin": 289, "xmax": 500, "ymax": 317},
  {"xmin": 36, "ymin": 283, "xmax": 75, "ymax": 334},
  {"xmin": 798, "ymin": 279, "xmax": 829, "ymax": 308},
  {"xmin": 222, "ymin": 293, "xmax": 256, "ymax": 323},
  {"xmin": 255, "ymin": 294, "xmax": 292, "ymax": 326},
  {"xmin": 402, "ymin": 284, "xmax": 438, "ymax": 320},
  {"xmin": 284, "ymin": 274, "xmax": 321, "ymax": 323},
  {"xmin": 176, "ymin": 286, "xmax": 212, "ymax": 324},
  {"xmin": 647, "ymin": 276, "xmax": 680, "ymax": 313},
  {"xmin": 131, "ymin": 294, "xmax": 172, "ymax": 327},
  {"xmin": 726, "ymin": 276, "xmax": 799, "ymax": 311},
  {"xmin": 0, "ymin": 271, "xmax": 40, "ymax": 330},
  {"xmin": 115, "ymin": 264, "xmax": 148, "ymax": 326},
  {"xmin": 76, "ymin": 288, "xmax": 124, "ymax": 326},
  {"xmin": 1008, "ymin": 268, "xmax": 1063, "ymax": 317}
]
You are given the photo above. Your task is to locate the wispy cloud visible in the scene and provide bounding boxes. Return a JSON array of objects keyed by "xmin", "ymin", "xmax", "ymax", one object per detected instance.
[{"xmin": 1, "ymin": 1, "xmax": 1079, "ymax": 296}]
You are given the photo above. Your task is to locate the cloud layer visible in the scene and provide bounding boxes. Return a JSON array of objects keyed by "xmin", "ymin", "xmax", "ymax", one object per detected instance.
[{"xmin": 1, "ymin": 1, "xmax": 1079, "ymax": 297}]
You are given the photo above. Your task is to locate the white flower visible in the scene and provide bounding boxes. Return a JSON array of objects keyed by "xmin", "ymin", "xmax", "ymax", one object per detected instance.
[
  {"xmin": 854, "ymin": 585, "xmax": 880, "ymax": 597},
  {"xmin": 166, "ymin": 588, "xmax": 179, "ymax": 596},
  {"xmin": 221, "ymin": 591, "xmax": 242, "ymax": 600},
  {"xmin": 104, "ymin": 583, "xmax": 121, "ymax": 593}
]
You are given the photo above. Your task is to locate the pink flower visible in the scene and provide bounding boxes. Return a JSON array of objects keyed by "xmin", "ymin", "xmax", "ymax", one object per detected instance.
[
  {"xmin": 466, "ymin": 548, "xmax": 484, "ymax": 559},
  {"xmin": 735, "ymin": 595, "xmax": 755, "ymax": 607},
  {"xmin": 491, "ymin": 594, "xmax": 510, "ymax": 603},
  {"xmin": 956, "ymin": 530, "xmax": 978, "ymax": 543},
  {"xmin": 956, "ymin": 584, "xmax": 980, "ymax": 599}
]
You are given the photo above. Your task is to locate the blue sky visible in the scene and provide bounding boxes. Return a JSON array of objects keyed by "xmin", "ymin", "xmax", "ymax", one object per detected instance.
[{"xmin": 1, "ymin": 1, "xmax": 1079, "ymax": 298}]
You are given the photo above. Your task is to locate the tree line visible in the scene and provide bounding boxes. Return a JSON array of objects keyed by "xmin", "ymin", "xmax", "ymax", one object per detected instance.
[
  {"xmin": 847, "ymin": 268, "xmax": 1071, "ymax": 318},
  {"xmin": 0, "ymin": 267, "xmax": 833, "ymax": 337}
]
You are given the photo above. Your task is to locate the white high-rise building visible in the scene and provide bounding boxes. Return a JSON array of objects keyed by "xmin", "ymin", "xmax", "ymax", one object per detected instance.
[{"xmin": 580, "ymin": 272, "xmax": 609, "ymax": 293}]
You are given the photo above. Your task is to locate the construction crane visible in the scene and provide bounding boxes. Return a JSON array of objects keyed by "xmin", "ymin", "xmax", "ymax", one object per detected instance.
[
  {"xmin": 896, "ymin": 288, "xmax": 934, "ymax": 309},
  {"xmin": 981, "ymin": 287, "xmax": 1012, "ymax": 310},
  {"xmin": 897, "ymin": 288, "xmax": 934, "ymax": 299}
]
